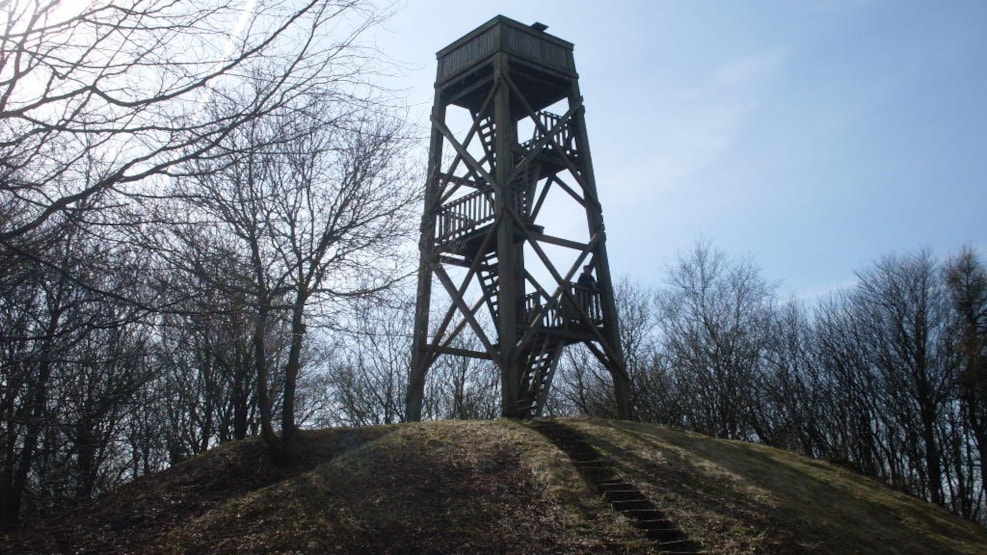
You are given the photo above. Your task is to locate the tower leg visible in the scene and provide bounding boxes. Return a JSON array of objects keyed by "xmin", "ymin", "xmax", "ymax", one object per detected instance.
[
  {"xmin": 406, "ymin": 99, "xmax": 445, "ymax": 423},
  {"xmin": 613, "ymin": 369, "xmax": 632, "ymax": 420},
  {"xmin": 491, "ymin": 58, "xmax": 525, "ymax": 418},
  {"xmin": 406, "ymin": 254, "xmax": 432, "ymax": 422}
]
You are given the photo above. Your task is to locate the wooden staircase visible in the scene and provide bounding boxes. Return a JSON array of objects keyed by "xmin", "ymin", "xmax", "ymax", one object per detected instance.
[
  {"xmin": 517, "ymin": 334, "xmax": 566, "ymax": 417},
  {"xmin": 475, "ymin": 249, "xmax": 500, "ymax": 324},
  {"xmin": 474, "ymin": 251, "xmax": 566, "ymax": 418},
  {"xmin": 476, "ymin": 116, "xmax": 496, "ymax": 165},
  {"xmin": 528, "ymin": 420, "xmax": 703, "ymax": 554}
]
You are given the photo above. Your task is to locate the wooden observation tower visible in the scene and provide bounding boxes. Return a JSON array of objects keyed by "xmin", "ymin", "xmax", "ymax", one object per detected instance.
[{"xmin": 406, "ymin": 16, "xmax": 630, "ymax": 420}]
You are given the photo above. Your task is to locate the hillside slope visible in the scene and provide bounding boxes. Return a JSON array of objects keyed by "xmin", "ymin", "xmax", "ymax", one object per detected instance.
[{"xmin": 4, "ymin": 418, "xmax": 987, "ymax": 554}]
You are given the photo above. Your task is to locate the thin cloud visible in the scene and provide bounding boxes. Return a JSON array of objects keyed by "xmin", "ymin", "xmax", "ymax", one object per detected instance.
[{"xmin": 612, "ymin": 48, "xmax": 787, "ymax": 200}]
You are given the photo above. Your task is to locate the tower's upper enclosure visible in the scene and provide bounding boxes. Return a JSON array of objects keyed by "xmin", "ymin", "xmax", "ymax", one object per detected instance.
[{"xmin": 435, "ymin": 16, "xmax": 577, "ymax": 116}]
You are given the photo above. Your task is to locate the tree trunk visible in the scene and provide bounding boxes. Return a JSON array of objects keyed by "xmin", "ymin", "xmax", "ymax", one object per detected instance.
[
  {"xmin": 280, "ymin": 295, "xmax": 307, "ymax": 447},
  {"xmin": 252, "ymin": 305, "xmax": 286, "ymax": 464}
]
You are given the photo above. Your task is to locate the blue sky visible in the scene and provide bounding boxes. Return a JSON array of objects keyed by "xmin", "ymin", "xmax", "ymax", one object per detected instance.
[{"xmin": 372, "ymin": 0, "xmax": 987, "ymax": 299}]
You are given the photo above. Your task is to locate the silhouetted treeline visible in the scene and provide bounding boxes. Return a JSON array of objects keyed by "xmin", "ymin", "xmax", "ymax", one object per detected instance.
[
  {"xmin": 550, "ymin": 242, "xmax": 987, "ymax": 525},
  {"xmin": 7, "ymin": 223, "xmax": 984, "ymax": 530},
  {"xmin": 0, "ymin": 0, "xmax": 420, "ymax": 530}
]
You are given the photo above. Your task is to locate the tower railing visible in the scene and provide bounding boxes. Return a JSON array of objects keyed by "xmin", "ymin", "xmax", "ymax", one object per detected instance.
[
  {"xmin": 563, "ymin": 283, "xmax": 602, "ymax": 324},
  {"xmin": 525, "ymin": 292, "xmax": 561, "ymax": 328},
  {"xmin": 520, "ymin": 111, "xmax": 576, "ymax": 158},
  {"xmin": 525, "ymin": 283, "xmax": 602, "ymax": 330},
  {"xmin": 435, "ymin": 188, "xmax": 495, "ymax": 246}
]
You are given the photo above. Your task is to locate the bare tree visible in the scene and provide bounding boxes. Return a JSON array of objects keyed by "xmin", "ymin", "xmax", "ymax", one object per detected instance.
[
  {"xmin": 325, "ymin": 292, "xmax": 414, "ymax": 427},
  {"xmin": 853, "ymin": 251, "xmax": 953, "ymax": 504},
  {"xmin": 654, "ymin": 242, "xmax": 775, "ymax": 440},
  {"xmin": 810, "ymin": 252, "xmax": 956, "ymax": 504},
  {"xmin": 151, "ymin": 300, "xmax": 260, "ymax": 462},
  {"xmin": 37, "ymin": 299, "xmax": 154, "ymax": 506},
  {"xmin": 612, "ymin": 277, "xmax": 684, "ymax": 423},
  {"xmin": 552, "ymin": 346, "xmax": 619, "ymax": 418},
  {"xmin": 158, "ymin": 85, "xmax": 417, "ymax": 460},
  {"xmin": 755, "ymin": 299, "xmax": 828, "ymax": 456},
  {"xmin": 428, "ymin": 342, "xmax": 501, "ymax": 421},
  {"xmin": 1, "ymin": 0, "xmax": 381, "ymax": 245},
  {"xmin": 552, "ymin": 277, "xmax": 674, "ymax": 421},
  {"xmin": 1, "ymin": 2, "xmax": 405, "ymax": 507},
  {"xmin": 0, "ymin": 220, "xmax": 152, "ymax": 529},
  {"xmin": 944, "ymin": 247, "xmax": 987, "ymax": 517}
]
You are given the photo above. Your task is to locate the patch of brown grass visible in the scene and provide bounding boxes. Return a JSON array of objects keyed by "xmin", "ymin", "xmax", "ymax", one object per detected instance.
[
  {"xmin": 4, "ymin": 418, "xmax": 987, "ymax": 554},
  {"xmin": 158, "ymin": 420, "xmax": 644, "ymax": 554}
]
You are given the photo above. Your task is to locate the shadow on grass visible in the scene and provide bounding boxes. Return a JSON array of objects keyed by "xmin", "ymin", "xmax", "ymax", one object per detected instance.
[{"xmin": 586, "ymin": 419, "xmax": 985, "ymax": 555}]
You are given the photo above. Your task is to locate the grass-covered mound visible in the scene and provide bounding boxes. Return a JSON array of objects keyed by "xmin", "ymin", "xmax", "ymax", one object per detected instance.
[{"xmin": 4, "ymin": 418, "xmax": 986, "ymax": 554}]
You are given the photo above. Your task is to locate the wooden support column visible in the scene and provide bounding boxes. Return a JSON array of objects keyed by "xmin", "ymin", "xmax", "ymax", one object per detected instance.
[
  {"xmin": 406, "ymin": 97, "xmax": 446, "ymax": 422},
  {"xmin": 491, "ymin": 55, "xmax": 525, "ymax": 418},
  {"xmin": 567, "ymin": 86, "xmax": 632, "ymax": 420}
]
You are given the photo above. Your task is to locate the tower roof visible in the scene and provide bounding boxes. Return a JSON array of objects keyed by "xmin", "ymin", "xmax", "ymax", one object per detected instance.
[{"xmin": 435, "ymin": 15, "xmax": 576, "ymax": 87}]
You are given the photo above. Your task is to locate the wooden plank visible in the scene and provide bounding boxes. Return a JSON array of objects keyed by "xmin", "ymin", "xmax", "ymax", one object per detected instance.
[
  {"xmin": 529, "ymin": 232, "xmax": 588, "ymax": 252},
  {"xmin": 433, "ymin": 345, "xmax": 493, "ymax": 360}
]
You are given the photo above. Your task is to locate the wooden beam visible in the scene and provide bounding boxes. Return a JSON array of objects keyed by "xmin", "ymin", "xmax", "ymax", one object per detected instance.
[
  {"xmin": 433, "ymin": 345, "xmax": 493, "ymax": 360},
  {"xmin": 529, "ymin": 231, "xmax": 588, "ymax": 251},
  {"xmin": 429, "ymin": 259, "xmax": 501, "ymax": 366}
]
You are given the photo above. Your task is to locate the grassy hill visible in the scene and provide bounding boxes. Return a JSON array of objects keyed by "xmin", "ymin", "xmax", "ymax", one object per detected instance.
[{"xmin": 5, "ymin": 418, "xmax": 987, "ymax": 554}]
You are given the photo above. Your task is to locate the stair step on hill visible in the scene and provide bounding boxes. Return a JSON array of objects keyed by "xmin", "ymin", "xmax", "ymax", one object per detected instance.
[
  {"xmin": 653, "ymin": 539, "xmax": 704, "ymax": 553},
  {"xmin": 528, "ymin": 421, "xmax": 702, "ymax": 553},
  {"xmin": 603, "ymin": 489, "xmax": 646, "ymax": 502},
  {"xmin": 574, "ymin": 459, "xmax": 610, "ymax": 469},
  {"xmin": 610, "ymin": 498, "xmax": 654, "ymax": 512},
  {"xmin": 597, "ymin": 480, "xmax": 632, "ymax": 491},
  {"xmin": 646, "ymin": 528, "xmax": 689, "ymax": 542},
  {"xmin": 622, "ymin": 509, "xmax": 667, "ymax": 522},
  {"xmin": 636, "ymin": 518, "xmax": 679, "ymax": 531}
]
